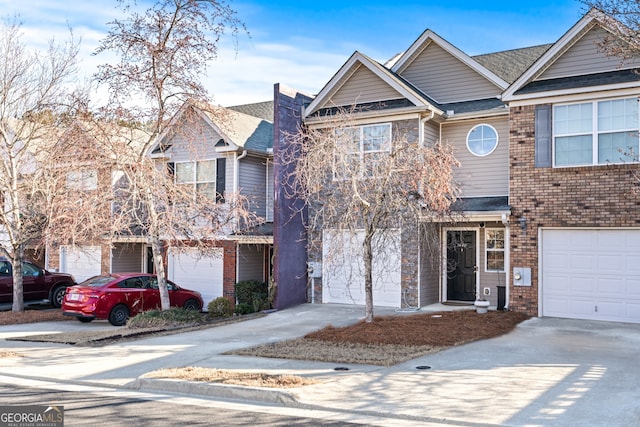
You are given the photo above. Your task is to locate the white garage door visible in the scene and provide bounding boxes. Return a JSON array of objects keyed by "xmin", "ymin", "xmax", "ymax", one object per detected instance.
[
  {"xmin": 60, "ymin": 246, "xmax": 102, "ymax": 283},
  {"xmin": 322, "ymin": 229, "xmax": 401, "ymax": 307},
  {"xmin": 168, "ymin": 248, "xmax": 224, "ymax": 307},
  {"xmin": 541, "ymin": 229, "xmax": 640, "ymax": 323}
]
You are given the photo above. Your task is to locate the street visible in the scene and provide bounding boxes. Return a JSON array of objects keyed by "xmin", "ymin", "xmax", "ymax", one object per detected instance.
[{"xmin": 0, "ymin": 382, "xmax": 380, "ymax": 427}]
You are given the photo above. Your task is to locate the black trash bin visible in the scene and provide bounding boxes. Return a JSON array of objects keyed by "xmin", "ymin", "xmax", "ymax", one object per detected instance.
[{"xmin": 497, "ymin": 285, "xmax": 506, "ymax": 311}]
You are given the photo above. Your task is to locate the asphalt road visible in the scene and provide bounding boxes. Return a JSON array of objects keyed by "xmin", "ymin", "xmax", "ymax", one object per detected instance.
[{"xmin": 1, "ymin": 383, "xmax": 370, "ymax": 427}]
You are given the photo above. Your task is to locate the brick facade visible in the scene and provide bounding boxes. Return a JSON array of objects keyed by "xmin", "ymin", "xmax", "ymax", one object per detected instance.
[{"xmin": 509, "ymin": 104, "xmax": 640, "ymax": 315}]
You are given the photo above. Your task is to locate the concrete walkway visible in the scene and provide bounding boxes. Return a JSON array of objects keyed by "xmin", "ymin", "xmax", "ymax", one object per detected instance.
[{"xmin": 1, "ymin": 303, "xmax": 639, "ymax": 426}]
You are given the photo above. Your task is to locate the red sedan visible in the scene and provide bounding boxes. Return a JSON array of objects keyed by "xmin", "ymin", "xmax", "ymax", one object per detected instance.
[{"xmin": 62, "ymin": 273, "xmax": 203, "ymax": 326}]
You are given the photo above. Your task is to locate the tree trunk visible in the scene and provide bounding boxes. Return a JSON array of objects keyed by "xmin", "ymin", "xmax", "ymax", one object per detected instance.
[
  {"xmin": 363, "ymin": 230, "xmax": 374, "ymax": 323},
  {"xmin": 11, "ymin": 255, "xmax": 24, "ymax": 312},
  {"xmin": 151, "ymin": 237, "xmax": 170, "ymax": 310}
]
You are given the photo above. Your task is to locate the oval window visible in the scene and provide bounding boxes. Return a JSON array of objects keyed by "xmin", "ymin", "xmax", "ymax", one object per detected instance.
[{"xmin": 466, "ymin": 124, "xmax": 498, "ymax": 156}]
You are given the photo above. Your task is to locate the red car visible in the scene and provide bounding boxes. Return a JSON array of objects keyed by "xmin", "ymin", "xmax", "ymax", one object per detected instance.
[{"xmin": 62, "ymin": 273, "xmax": 203, "ymax": 326}]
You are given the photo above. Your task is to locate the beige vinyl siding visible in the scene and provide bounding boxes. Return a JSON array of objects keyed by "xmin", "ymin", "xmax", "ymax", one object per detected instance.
[
  {"xmin": 239, "ymin": 156, "xmax": 267, "ymax": 219},
  {"xmin": 326, "ymin": 65, "xmax": 405, "ymax": 107},
  {"xmin": 424, "ymin": 120, "xmax": 439, "ymax": 144},
  {"xmin": 399, "ymin": 43, "xmax": 501, "ymax": 104},
  {"xmin": 540, "ymin": 26, "xmax": 639, "ymax": 80},
  {"xmin": 266, "ymin": 160, "xmax": 273, "ymax": 222},
  {"xmin": 442, "ymin": 118, "xmax": 509, "ymax": 198},
  {"xmin": 237, "ymin": 245, "xmax": 265, "ymax": 282}
]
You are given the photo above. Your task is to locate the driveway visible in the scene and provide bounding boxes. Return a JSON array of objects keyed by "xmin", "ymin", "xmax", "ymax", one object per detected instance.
[{"xmin": 1, "ymin": 304, "xmax": 639, "ymax": 426}]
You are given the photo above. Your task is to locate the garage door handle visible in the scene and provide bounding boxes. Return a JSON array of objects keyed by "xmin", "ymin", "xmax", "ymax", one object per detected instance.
[{"xmin": 595, "ymin": 305, "xmax": 598, "ymax": 313}]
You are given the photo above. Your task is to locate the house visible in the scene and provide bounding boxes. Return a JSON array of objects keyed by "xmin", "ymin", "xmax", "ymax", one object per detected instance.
[
  {"xmin": 49, "ymin": 100, "xmax": 276, "ymax": 309},
  {"xmin": 298, "ymin": 9, "xmax": 640, "ymax": 323}
]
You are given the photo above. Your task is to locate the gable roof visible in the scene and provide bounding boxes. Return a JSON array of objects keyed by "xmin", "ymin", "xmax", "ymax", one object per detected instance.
[
  {"xmin": 392, "ymin": 30, "xmax": 510, "ymax": 90},
  {"xmin": 304, "ymin": 51, "xmax": 442, "ymax": 118},
  {"xmin": 503, "ymin": 8, "xmax": 640, "ymax": 101},
  {"xmin": 204, "ymin": 107, "xmax": 273, "ymax": 152},
  {"xmin": 151, "ymin": 101, "xmax": 273, "ymax": 156}
]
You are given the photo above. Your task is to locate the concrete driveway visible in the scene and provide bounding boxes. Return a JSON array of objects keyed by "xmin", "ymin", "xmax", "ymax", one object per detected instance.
[{"xmin": 1, "ymin": 304, "xmax": 639, "ymax": 426}]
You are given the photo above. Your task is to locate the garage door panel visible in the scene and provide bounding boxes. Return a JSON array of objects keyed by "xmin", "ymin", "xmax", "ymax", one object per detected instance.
[
  {"xmin": 322, "ymin": 229, "xmax": 401, "ymax": 307},
  {"xmin": 168, "ymin": 248, "xmax": 223, "ymax": 307},
  {"xmin": 60, "ymin": 246, "xmax": 102, "ymax": 283},
  {"xmin": 542, "ymin": 229, "xmax": 640, "ymax": 324}
]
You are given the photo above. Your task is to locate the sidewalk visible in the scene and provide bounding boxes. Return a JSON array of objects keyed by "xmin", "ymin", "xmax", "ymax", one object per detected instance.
[{"xmin": 1, "ymin": 303, "xmax": 639, "ymax": 426}]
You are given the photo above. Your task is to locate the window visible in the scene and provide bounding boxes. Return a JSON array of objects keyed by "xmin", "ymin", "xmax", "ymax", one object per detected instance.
[
  {"xmin": 175, "ymin": 159, "xmax": 223, "ymax": 201},
  {"xmin": 467, "ymin": 124, "xmax": 498, "ymax": 156},
  {"xmin": 485, "ymin": 229, "xmax": 505, "ymax": 272},
  {"xmin": 334, "ymin": 123, "xmax": 391, "ymax": 179},
  {"xmin": 553, "ymin": 97, "xmax": 639, "ymax": 166},
  {"xmin": 66, "ymin": 170, "xmax": 97, "ymax": 190}
]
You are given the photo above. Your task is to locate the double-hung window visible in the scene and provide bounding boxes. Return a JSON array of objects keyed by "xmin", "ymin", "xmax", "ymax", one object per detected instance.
[
  {"xmin": 175, "ymin": 160, "xmax": 218, "ymax": 201},
  {"xmin": 485, "ymin": 229, "xmax": 505, "ymax": 272},
  {"xmin": 554, "ymin": 97, "xmax": 639, "ymax": 166},
  {"xmin": 334, "ymin": 123, "xmax": 391, "ymax": 179}
]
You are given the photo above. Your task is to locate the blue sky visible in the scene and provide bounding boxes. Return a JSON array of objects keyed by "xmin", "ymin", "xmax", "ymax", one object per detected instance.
[{"xmin": 0, "ymin": 0, "xmax": 586, "ymax": 105}]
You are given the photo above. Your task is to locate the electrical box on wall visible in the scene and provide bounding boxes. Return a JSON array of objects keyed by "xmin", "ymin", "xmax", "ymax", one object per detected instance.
[
  {"xmin": 308, "ymin": 261, "xmax": 322, "ymax": 278},
  {"xmin": 513, "ymin": 267, "xmax": 531, "ymax": 286}
]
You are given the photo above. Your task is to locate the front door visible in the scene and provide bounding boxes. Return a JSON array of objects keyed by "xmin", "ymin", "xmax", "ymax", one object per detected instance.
[{"xmin": 446, "ymin": 230, "xmax": 477, "ymax": 302}]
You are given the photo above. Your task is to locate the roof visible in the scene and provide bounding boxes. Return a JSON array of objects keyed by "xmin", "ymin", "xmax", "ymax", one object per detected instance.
[
  {"xmin": 204, "ymin": 108, "xmax": 273, "ymax": 152},
  {"xmin": 515, "ymin": 69, "xmax": 640, "ymax": 95},
  {"xmin": 451, "ymin": 196, "xmax": 510, "ymax": 212},
  {"xmin": 472, "ymin": 44, "xmax": 553, "ymax": 84},
  {"xmin": 227, "ymin": 101, "xmax": 274, "ymax": 122}
]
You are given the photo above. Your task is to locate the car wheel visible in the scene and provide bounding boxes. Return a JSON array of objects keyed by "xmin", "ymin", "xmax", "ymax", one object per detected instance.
[
  {"xmin": 50, "ymin": 285, "xmax": 68, "ymax": 308},
  {"xmin": 183, "ymin": 299, "xmax": 201, "ymax": 311},
  {"xmin": 77, "ymin": 317, "xmax": 93, "ymax": 323},
  {"xmin": 109, "ymin": 304, "xmax": 129, "ymax": 326}
]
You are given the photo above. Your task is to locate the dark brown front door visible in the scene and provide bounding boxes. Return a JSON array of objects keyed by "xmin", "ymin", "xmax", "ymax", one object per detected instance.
[{"xmin": 446, "ymin": 230, "xmax": 477, "ymax": 301}]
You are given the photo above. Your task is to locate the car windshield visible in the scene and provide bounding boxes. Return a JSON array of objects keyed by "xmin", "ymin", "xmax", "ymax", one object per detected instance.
[{"xmin": 80, "ymin": 276, "xmax": 115, "ymax": 287}]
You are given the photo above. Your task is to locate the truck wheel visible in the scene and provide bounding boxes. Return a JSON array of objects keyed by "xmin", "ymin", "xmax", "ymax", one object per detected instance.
[{"xmin": 51, "ymin": 285, "xmax": 68, "ymax": 308}]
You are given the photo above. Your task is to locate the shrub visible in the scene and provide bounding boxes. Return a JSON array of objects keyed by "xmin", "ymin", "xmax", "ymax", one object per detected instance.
[
  {"xmin": 235, "ymin": 280, "xmax": 269, "ymax": 314},
  {"xmin": 234, "ymin": 303, "xmax": 254, "ymax": 315},
  {"xmin": 128, "ymin": 307, "xmax": 205, "ymax": 328},
  {"xmin": 207, "ymin": 297, "xmax": 232, "ymax": 318}
]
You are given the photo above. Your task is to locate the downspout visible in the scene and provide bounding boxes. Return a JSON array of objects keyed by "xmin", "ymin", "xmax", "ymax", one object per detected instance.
[
  {"xmin": 234, "ymin": 150, "xmax": 248, "ymax": 284},
  {"xmin": 417, "ymin": 110, "xmax": 435, "ymax": 309}
]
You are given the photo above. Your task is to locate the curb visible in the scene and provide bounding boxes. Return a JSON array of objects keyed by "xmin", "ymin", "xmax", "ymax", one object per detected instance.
[{"xmin": 130, "ymin": 378, "xmax": 300, "ymax": 405}]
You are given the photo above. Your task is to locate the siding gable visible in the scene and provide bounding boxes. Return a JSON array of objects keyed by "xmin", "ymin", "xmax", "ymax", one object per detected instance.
[
  {"xmin": 399, "ymin": 42, "xmax": 502, "ymax": 104},
  {"xmin": 539, "ymin": 26, "xmax": 639, "ymax": 80},
  {"xmin": 324, "ymin": 65, "xmax": 405, "ymax": 108}
]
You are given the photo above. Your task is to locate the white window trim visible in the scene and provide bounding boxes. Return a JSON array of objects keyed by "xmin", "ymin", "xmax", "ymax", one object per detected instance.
[
  {"xmin": 174, "ymin": 159, "xmax": 217, "ymax": 199},
  {"xmin": 333, "ymin": 123, "xmax": 392, "ymax": 180},
  {"xmin": 466, "ymin": 124, "xmax": 499, "ymax": 157},
  {"xmin": 552, "ymin": 96, "xmax": 640, "ymax": 167},
  {"xmin": 485, "ymin": 228, "xmax": 505, "ymax": 273}
]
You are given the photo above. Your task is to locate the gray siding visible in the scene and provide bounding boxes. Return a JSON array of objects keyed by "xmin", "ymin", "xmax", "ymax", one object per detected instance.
[
  {"xmin": 442, "ymin": 117, "xmax": 509, "ymax": 198},
  {"xmin": 239, "ymin": 156, "xmax": 267, "ymax": 219},
  {"xmin": 399, "ymin": 43, "xmax": 501, "ymax": 103},
  {"xmin": 326, "ymin": 65, "xmax": 404, "ymax": 107},
  {"xmin": 541, "ymin": 26, "xmax": 639, "ymax": 79},
  {"xmin": 111, "ymin": 243, "xmax": 143, "ymax": 273},
  {"xmin": 237, "ymin": 245, "xmax": 265, "ymax": 282},
  {"xmin": 266, "ymin": 160, "xmax": 274, "ymax": 221}
]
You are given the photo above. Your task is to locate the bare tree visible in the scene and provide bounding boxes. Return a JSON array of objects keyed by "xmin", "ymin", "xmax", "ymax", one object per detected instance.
[
  {"xmin": 283, "ymin": 108, "xmax": 459, "ymax": 322},
  {"xmin": 93, "ymin": 0, "xmax": 249, "ymax": 310},
  {"xmin": 581, "ymin": 1, "xmax": 640, "ymax": 61},
  {"xmin": 0, "ymin": 18, "xmax": 82, "ymax": 311}
]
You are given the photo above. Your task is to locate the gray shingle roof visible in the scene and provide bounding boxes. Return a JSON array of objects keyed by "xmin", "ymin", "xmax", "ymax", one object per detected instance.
[
  {"xmin": 472, "ymin": 44, "xmax": 553, "ymax": 84},
  {"xmin": 227, "ymin": 101, "xmax": 274, "ymax": 122},
  {"xmin": 515, "ymin": 69, "xmax": 640, "ymax": 94}
]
